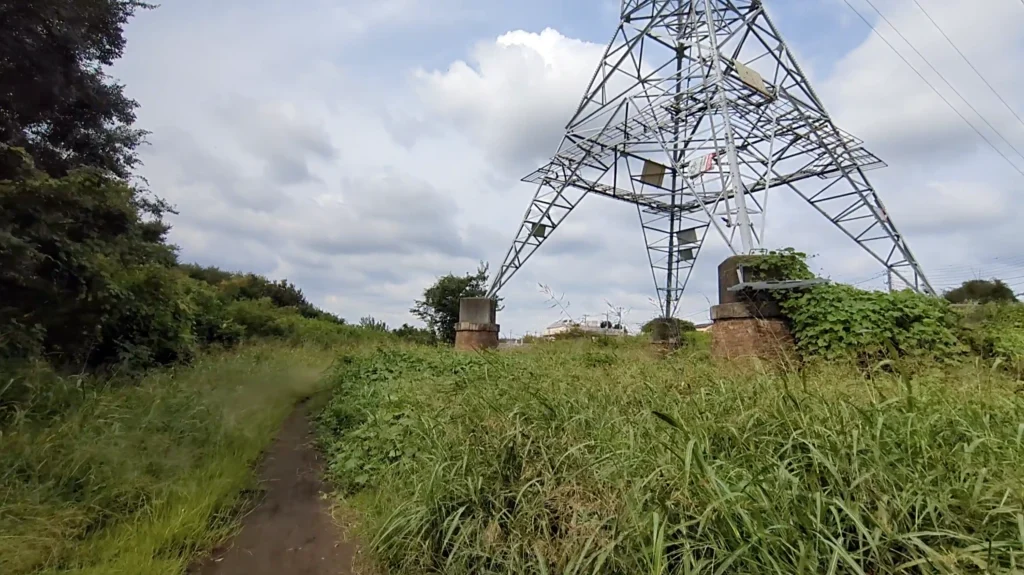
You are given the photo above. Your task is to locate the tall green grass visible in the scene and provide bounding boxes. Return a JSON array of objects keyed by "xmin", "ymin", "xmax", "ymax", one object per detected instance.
[
  {"xmin": 318, "ymin": 338, "xmax": 1024, "ymax": 574},
  {"xmin": 1, "ymin": 344, "xmax": 335, "ymax": 575}
]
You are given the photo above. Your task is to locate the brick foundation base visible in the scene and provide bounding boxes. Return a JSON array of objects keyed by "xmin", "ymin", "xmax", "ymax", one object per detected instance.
[
  {"xmin": 710, "ymin": 317, "xmax": 795, "ymax": 366},
  {"xmin": 454, "ymin": 322, "xmax": 499, "ymax": 351}
]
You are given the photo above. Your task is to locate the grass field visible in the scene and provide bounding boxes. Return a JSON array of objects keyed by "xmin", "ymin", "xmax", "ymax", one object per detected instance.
[
  {"xmin": 1, "ymin": 344, "xmax": 336, "ymax": 575},
  {"xmin": 318, "ymin": 337, "xmax": 1024, "ymax": 574}
]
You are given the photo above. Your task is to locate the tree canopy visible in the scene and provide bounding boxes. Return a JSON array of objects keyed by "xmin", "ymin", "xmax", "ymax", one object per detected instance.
[{"xmin": 1, "ymin": 0, "xmax": 152, "ymax": 179}]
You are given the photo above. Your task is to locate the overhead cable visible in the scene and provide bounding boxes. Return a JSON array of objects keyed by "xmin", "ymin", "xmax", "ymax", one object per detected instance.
[
  {"xmin": 858, "ymin": 0, "xmax": 1024, "ymax": 165},
  {"xmin": 841, "ymin": 0, "xmax": 1024, "ymax": 179},
  {"xmin": 909, "ymin": 0, "xmax": 1024, "ymax": 135}
]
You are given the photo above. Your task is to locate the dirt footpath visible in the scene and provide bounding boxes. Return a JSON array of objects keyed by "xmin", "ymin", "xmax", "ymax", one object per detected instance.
[{"xmin": 191, "ymin": 400, "xmax": 355, "ymax": 575}]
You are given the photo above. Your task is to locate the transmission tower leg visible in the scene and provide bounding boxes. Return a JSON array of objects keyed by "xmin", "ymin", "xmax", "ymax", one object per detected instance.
[{"xmin": 488, "ymin": 178, "xmax": 591, "ymax": 298}]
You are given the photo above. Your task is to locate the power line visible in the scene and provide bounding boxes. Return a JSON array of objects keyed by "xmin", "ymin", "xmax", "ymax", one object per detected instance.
[
  {"xmin": 929, "ymin": 265, "xmax": 1024, "ymax": 278},
  {"xmin": 909, "ymin": 0, "xmax": 1024, "ymax": 137},
  {"xmin": 858, "ymin": 0, "xmax": 1024, "ymax": 165},
  {"xmin": 841, "ymin": 0, "xmax": 1024, "ymax": 180}
]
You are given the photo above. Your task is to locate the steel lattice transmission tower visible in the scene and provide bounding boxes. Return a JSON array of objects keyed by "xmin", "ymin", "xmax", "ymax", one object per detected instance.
[{"xmin": 487, "ymin": 0, "xmax": 933, "ymax": 317}]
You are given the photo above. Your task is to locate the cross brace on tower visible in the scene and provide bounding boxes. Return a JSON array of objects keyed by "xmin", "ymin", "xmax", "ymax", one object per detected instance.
[{"xmin": 487, "ymin": 0, "xmax": 933, "ymax": 318}]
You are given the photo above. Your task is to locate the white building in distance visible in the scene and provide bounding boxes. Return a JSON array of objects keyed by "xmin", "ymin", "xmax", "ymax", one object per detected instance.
[{"xmin": 543, "ymin": 318, "xmax": 628, "ymax": 338}]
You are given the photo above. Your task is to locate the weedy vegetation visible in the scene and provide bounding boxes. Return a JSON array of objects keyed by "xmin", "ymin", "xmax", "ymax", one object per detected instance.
[
  {"xmin": 318, "ymin": 306, "xmax": 1024, "ymax": 574},
  {"xmin": 0, "ymin": 345, "xmax": 342, "ymax": 575}
]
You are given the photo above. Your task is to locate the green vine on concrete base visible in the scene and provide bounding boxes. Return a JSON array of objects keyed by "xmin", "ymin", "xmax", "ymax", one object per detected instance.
[
  {"xmin": 747, "ymin": 248, "xmax": 964, "ymax": 361},
  {"xmin": 737, "ymin": 248, "xmax": 815, "ymax": 283},
  {"xmin": 779, "ymin": 283, "xmax": 964, "ymax": 361}
]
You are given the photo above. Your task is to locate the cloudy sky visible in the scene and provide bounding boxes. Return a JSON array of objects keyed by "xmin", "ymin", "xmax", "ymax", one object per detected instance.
[{"xmin": 112, "ymin": 0, "xmax": 1024, "ymax": 335}]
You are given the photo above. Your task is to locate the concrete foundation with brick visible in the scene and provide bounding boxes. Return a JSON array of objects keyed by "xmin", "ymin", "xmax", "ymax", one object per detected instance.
[
  {"xmin": 710, "ymin": 305, "xmax": 795, "ymax": 364},
  {"xmin": 709, "ymin": 257, "xmax": 796, "ymax": 366},
  {"xmin": 454, "ymin": 297, "xmax": 499, "ymax": 351}
]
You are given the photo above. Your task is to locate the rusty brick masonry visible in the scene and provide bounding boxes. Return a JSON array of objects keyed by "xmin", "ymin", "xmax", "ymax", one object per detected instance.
[
  {"xmin": 709, "ymin": 316, "xmax": 795, "ymax": 365},
  {"xmin": 709, "ymin": 256, "xmax": 797, "ymax": 367},
  {"xmin": 454, "ymin": 322, "xmax": 499, "ymax": 351}
]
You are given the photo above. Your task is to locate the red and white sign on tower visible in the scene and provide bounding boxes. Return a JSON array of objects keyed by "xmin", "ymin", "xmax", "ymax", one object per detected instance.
[{"xmin": 687, "ymin": 152, "xmax": 717, "ymax": 178}]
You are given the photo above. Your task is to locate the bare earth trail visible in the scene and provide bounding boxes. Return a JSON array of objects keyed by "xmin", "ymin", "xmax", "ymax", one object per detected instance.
[{"xmin": 190, "ymin": 399, "xmax": 356, "ymax": 575}]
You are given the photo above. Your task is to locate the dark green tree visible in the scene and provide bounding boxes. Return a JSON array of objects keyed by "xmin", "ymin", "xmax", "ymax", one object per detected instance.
[
  {"xmin": 178, "ymin": 263, "xmax": 237, "ymax": 287},
  {"xmin": 0, "ymin": 0, "xmax": 152, "ymax": 179},
  {"xmin": 944, "ymin": 279, "xmax": 1018, "ymax": 305},
  {"xmin": 411, "ymin": 263, "xmax": 495, "ymax": 345},
  {"xmin": 0, "ymin": 149, "xmax": 177, "ymax": 364}
]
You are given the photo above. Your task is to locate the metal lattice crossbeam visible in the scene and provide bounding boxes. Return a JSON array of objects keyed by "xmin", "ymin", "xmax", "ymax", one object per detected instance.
[{"xmin": 488, "ymin": 0, "xmax": 933, "ymax": 317}]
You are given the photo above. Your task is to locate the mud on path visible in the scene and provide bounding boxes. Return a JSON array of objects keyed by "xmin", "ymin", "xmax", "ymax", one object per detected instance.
[{"xmin": 190, "ymin": 399, "xmax": 356, "ymax": 575}]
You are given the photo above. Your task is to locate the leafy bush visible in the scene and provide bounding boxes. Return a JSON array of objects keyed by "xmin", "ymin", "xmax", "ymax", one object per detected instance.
[
  {"xmin": 0, "ymin": 150, "xmax": 176, "ymax": 366},
  {"xmin": 94, "ymin": 265, "xmax": 200, "ymax": 368},
  {"xmin": 779, "ymin": 283, "xmax": 963, "ymax": 360},
  {"xmin": 217, "ymin": 273, "xmax": 344, "ymax": 323},
  {"xmin": 392, "ymin": 323, "xmax": 437, "ymax": 345},
  {"xmin": 957, "ymin": 302, "xmax": 1024, "ymax": 371},
  {"xmin": 317, "ymin": 348, "xmax": 442, "ymax": 494},
  {"xmin": 738, "ymin": 248, "xmax": 964, "ymax": 361},
  {"xmin": 222, "ymin": 298, "xmax": 297, "ymax": 339},
  {"xmin": 736, "ymin": 247, "xmax": 815, "ymax": 282},
  {"xmin": 640, "ymin": 317, "xmax": 695, "ymax": 339},
  {"xmin": 178, "ymin": 263, "xmax": 237, "ymax": 287},
  {"xmin": 0, "ymin": 150, "xmax": 362, "ymax": 376},
  {"xmin": 186, "ymin": 278, "xmax": 247, "ymax": 347},
  {"xmin": 944, "ymin": 278, "xmax": 1018, "ymax": 304}
]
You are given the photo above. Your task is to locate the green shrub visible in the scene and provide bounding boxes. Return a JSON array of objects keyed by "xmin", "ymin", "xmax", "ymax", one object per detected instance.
[
  {"xmin": 944, "ymin": 279, "xmax": 1018, "ymax": 304},
  {"xmin": 222, "ymin": 298, "xmax": 295, "ymax": 339},
  {"xmin": 392, "ymin": 323, "xmax": 437, "ymax": 346},
  {"xmin": 736, "ymin": 247, "xmax": 815, "ymax": 282},
  {"xmin": 641, "ymin": 317, "xmax": 695, "ymax": 340},
  {"xmin": 94, "ymin": 265, "xmax": 200, "ymax": 368},
  {"xmin": 957, "ymin": 302, "xmax": 1024, "ymax": 371},
  {"xmin": 185, "ymin": 278, "xmax": 246, "ymax": 347},
  {"xmin": 0, "ymin": 153, "xmax": 176, "ymax": 367},
  {"xmin": 779, "ymin": 283, "xmax": 963, "ymax": 360},
  {"xmin": 216, "ymin": 273, "xmax": 345, "ymax": 324}
]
